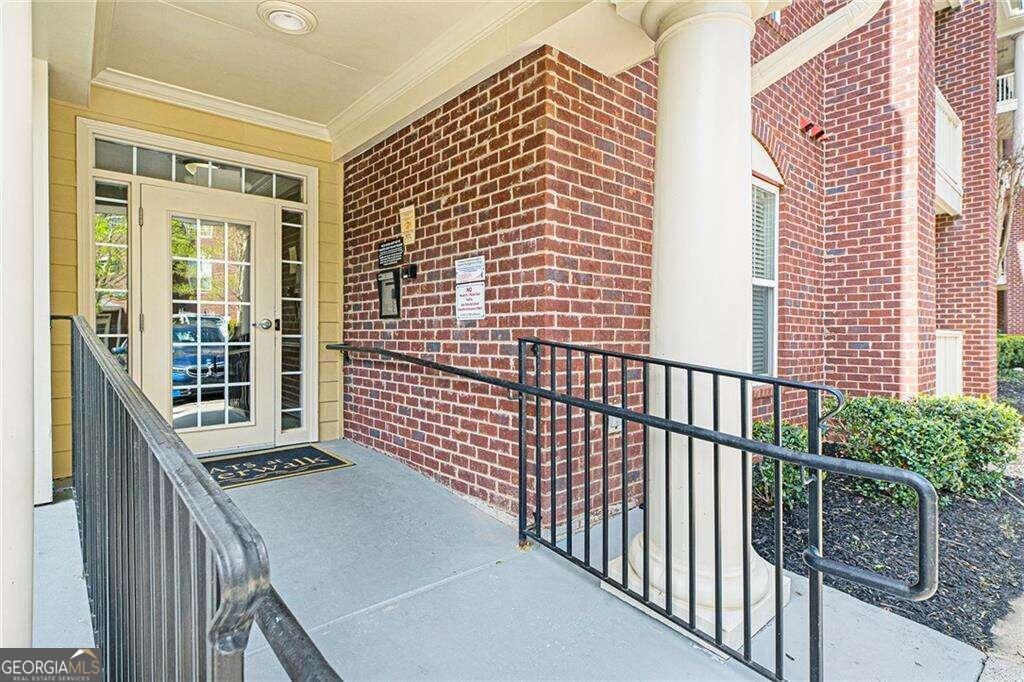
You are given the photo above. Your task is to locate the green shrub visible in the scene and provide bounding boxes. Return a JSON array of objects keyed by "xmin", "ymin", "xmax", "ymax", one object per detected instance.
[
  {"xmin": 751, "ymin": 420, "xmax": 809, "ymax": 509},
  {"xmin": 914, "ymin": 396, "xmax": 1021, "ymax": 499},
  {"xmin": 829, "ymin": 397, "xmax": 968, "ymax": 506},
  {"xmin": 998, "ymin": 335, "xmax": 1024, "ymax": 370},
  {"xmin": 998, "ymin": 366, "xmax": 1024, "ymax": 382}
]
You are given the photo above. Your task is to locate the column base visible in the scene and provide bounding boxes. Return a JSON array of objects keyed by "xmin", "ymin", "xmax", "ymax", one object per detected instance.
[{"xmin": 603, "ymin": 554, "xmax": 790, "ymax": 651}]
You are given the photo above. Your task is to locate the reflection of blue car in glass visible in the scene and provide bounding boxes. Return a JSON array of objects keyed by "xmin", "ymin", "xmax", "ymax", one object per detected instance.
[
  {"xmin": 109, "ymin": 341, "xmax": 129, "ymax": 370},
  {"xmin": 172, "ymin": 315, "xmax": 227, "ymax": 404}
]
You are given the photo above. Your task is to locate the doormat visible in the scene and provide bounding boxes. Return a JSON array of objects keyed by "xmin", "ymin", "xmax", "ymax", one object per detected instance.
[{"xmin": 201, "ymin": 445, "xmax": 354, "ymax": 489}]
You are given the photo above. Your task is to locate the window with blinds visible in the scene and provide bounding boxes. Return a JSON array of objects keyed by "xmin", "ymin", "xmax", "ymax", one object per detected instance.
[{"xmin": 752, "ymin": 183, "xmax": 778, "ymax": 375}]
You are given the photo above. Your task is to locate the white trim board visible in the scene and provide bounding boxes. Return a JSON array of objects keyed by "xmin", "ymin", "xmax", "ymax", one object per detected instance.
[
  {"xmin": 92, "ymin": 68, "xmax": 331, "ymax": 142},
  {"xmin": 33, "ymin": 58, "xmax": 53, "ymax": 504}
]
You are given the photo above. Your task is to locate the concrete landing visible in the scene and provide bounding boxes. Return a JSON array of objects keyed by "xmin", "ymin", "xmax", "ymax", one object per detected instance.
[
  {"xmin": 28, "ymin": 439, "xmax": 985, "ymax": 679},
  {"xmin": 33, "ymin": 494, "xmax": 94, "ymax": 648},
  {"xmin": 233, "ymin": 439, "xmax": 986, "ymax": 681}
]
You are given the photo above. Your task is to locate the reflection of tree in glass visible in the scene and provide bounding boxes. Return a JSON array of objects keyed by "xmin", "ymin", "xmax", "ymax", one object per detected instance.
[
  {"xmin": 93, "ymin": 213, "xmax": 128, "ymax": 291},
  {"xmin": 226, "ymin": 267, "xmax": 250, "ymax": 303},
  {"xmin": 227, "ymin": 224, "xmax": 250, "ymax": 262},
  {"xmin": 94, "ymin": 210, "xmax": 126, "ymax": 243},
  {"xmin": 171, "ymin": 217, "xmax": 196, "ymax": 258},
  {"xmin": 226, "ymin": 226, "xmax": 250, "ymax": 304},
  {"xmin": 171, "ymin": 218, "xmax": 198, "ymax": 300},
  {"xmin": 172, "ymin": 261, "xmax": 197, "ymax": 300}
]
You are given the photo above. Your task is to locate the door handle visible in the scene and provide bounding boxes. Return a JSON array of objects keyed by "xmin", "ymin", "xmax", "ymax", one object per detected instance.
[{"xmin": 254, "ymin": 318, "xmax": 273, "ymax": 330}]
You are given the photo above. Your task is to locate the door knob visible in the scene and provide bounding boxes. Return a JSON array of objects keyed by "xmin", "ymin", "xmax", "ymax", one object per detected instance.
[{"xmin": 255, "ymin": 318, "xmax": 273, "ymax": 330}]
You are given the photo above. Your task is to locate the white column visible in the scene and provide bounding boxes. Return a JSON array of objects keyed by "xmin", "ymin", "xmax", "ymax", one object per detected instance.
[
  {"xmin": 609, "ymin": 0, "xmax": 786, "ymax": 646},
  {"xmin": 1014, "ymin": 34, "xmax": 1024, "ymax": 154},
  {"xmin": 1, "ymin": 0, "xmax": 36, "ymax": 647}
]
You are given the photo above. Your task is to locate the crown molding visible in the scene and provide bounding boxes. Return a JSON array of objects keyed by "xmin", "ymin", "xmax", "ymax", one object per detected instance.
[
  {"xmin": 328, "ymin": 0, "xmax": 587, "ymax": 160},
  {"xmin": 91, "ymin": 68, "xmax": 332, "ymax": 142}
]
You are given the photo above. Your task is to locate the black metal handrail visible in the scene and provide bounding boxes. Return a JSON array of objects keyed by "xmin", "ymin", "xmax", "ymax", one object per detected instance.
[
  {"xmin": 64, "ymin": 315, "xmax": 339, "ymax": 680},
  {"xmin": 334, "ymin": 340, "xmax": 939, "ymax": 682},
  {"xmin": 518, "ymin": 336, "xmax": 847, "ymax": 421}
]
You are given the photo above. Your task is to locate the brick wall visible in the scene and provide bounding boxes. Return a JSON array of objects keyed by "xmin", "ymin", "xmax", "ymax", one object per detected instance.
[
  {"xmin": 342, "ymin": 49, "xmax": 552, "ymax": 510},
  {"xmin": 935, "ymin": 2, "xmax": 998, "ymax": 396},
  {"xmin": 1005, "ymin": 194, "xmax": 1024, "ymax": 334},
  {"xmin": 342, "ymin": 47, "xmax": 656, "ymax": 514},
  {"xmin": 342, "ymin": 2, "xmax": 996, "ymax": 514},
  {"xmin": 822, "ymin": 0, "xmax": 937, "ymax": 397}
]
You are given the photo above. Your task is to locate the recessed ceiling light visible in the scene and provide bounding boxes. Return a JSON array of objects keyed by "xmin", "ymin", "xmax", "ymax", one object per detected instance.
[{"xmin": 258, "ymin": 1, "xmax": 317, "ymax": 35}]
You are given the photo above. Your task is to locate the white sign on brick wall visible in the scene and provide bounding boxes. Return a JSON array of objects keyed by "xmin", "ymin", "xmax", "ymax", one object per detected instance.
[
  {"xmin": 455, "ymin": 255, "xmax": 485, "ymax": 284},
  {"xmin": 455, "ymin": 281, "xmax": 485, "ymax": 321},
  {"xmin": 454, "ymin": 255, "xmax": 485, "ymax": 321}
]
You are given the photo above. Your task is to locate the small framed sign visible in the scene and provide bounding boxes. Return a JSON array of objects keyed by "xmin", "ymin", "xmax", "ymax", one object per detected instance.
[
  {"xmin": 455, "ymin": 255, "xmax": 485, "ymax": 284},
  {"xmin": 377, "ymin": 269, "xmax": 401, "ymax": 319},
  {"xmin": 455, "ymin": 281, "xmax": 485, "ymax": 321},
  {"xmin": 378, "ymin": 238, "xmax": 404, "ymax": 268},
  {"xmin": 399, "ymin": 205, "xmax": 416, "ymax": 245}
]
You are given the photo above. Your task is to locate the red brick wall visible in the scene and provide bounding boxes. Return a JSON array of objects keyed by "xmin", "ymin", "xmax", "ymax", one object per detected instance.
[
  {"xmin": 541, "ymin": 52, "xmax": 657, "ymax": 523},
  {"xmin": 543, "ymin": 51, "xmax": 656, "ymax": 351},
  {"xmin": 1005, "ymin": 194, "xmax": 1024, "ymax": 334},
  {"xmin": 342, "ymin": 47, "xmax": 656, "ymax": 515},
  {"xmin": 935, "ymin": 2, "xmax": 998, "ymax": 396},
  {"xmin": 822, "ymin": 0, "xmax": 937, "ymax": 397},
  {"xmin": 342, "ymin": 49, "xmax": 552, "ymax": 510},
  {"xmin": 341, "ymin": 2, "xmax": 995, "ymax": 514}
]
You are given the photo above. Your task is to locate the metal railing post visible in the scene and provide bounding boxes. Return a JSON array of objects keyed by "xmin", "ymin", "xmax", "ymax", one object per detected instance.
[
  {"xmin": 517, "ymin": 339, "xmax": 528, "ymax": 544},
  {"xmin": 807, "ymin": 389, "xmax": 823, "ymax": 682}
]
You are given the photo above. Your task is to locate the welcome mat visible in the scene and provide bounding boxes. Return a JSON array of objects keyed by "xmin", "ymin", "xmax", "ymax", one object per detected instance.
[{"xmin": 201, "ymin": 445, "xmax": 354, "ymax": 489}]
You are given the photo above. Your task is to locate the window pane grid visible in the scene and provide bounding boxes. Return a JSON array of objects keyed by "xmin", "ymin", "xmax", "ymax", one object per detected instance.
[
  {"xmin": 280, "ymin": 209, "xmax": 304, "ymax": 430},
  {"xmin": 171, "ymin": 215, "xmax": 253, "ymax": 431},
  {"xmin": 94, "ymin": 137, "xmax": 304, "ymax": 202},
  {"xmin": 751, "ymin": 183, "xmax": 778, "ymax": 376},
  {"xmin": 93, "ymin": 139, "xmax": 313, "ymax": 433},
  {"xmin": 94, "ymin": 180, "xmax": 130, "ymax": 371}
]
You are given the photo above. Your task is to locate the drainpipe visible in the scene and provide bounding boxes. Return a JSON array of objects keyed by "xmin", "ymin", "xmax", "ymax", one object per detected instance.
[{"xmin": 751, "ymin": 0, "xmax": 885, "ymax": 96}]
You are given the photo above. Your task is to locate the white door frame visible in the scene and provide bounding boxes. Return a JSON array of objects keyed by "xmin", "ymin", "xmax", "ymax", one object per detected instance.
[{"xmin": 75, "ymin": 118, "xmax": 320, "ymax": 448}]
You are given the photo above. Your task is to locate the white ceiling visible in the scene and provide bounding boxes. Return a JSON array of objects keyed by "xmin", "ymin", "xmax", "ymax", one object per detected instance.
[
  {"xmin": 34, "ymin": 0, "xmax": 600, "ymax": 156},
  {"xmin": 33, "ymin": 0, "xmax": 608, "ymax": 158},
  {"xmin": 97, "ymin": 1, "xmax": 490, "ymax": 125}
]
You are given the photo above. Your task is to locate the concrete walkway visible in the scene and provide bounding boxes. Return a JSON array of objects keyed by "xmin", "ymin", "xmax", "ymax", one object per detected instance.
[
  {"xmin": 233, "ymin": 439, "xmax": 984, "ymax": 681},
  {"xmin": 29, "ymin": 438, "xmax": 987, "ymax": 679},
  {"xmin": 32, "ymin": 492, "xmax": 94, "ymax": 648}
]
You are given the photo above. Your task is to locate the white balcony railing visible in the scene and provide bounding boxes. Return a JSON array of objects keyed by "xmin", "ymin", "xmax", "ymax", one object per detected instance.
[
  {"xmin": 935, "ymin": 86, "xmax": 963, "ymax": 216},
  {"xmin": 998, "ymin": 72, "xmax": 1017, "ymax": 113}
]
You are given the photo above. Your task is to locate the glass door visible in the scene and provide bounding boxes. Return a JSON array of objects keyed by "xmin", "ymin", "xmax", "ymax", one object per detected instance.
[{"xmin": 139, "ymin": 185, "xmax": 277, "ymax": 454}]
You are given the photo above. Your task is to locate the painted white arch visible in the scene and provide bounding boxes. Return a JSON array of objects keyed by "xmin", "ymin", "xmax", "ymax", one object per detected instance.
[{"xmin": 753, "ymin": 137, "xmax": 784, "ymax": 186}]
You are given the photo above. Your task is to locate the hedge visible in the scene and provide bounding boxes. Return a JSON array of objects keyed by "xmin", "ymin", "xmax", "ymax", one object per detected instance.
[
  {"xmin": 914, "ymin": 396, "xmax": 1020, "ymax": 498},
  {"xmin": 827, "ymin": 395, "xmax": 1020, "ymax": 505},
  {"xmin": 997, "ymin": 334, "xmax": 1024, "ymax": 370}
]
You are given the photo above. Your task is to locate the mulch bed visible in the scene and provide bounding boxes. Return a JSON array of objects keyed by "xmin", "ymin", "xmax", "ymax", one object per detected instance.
[
  {"xmin": 998, "ymin": 377, "xmax": 1024, "ymax": 414},
  {"xmin": 751, "ymin": 474, "xmax": 1024, "ymax": 652}
]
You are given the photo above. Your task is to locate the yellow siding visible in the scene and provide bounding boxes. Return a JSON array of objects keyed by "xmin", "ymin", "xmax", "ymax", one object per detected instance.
[{"xmin": 49, "ymin": 85, "xmax": 343, "ymax": 478}]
